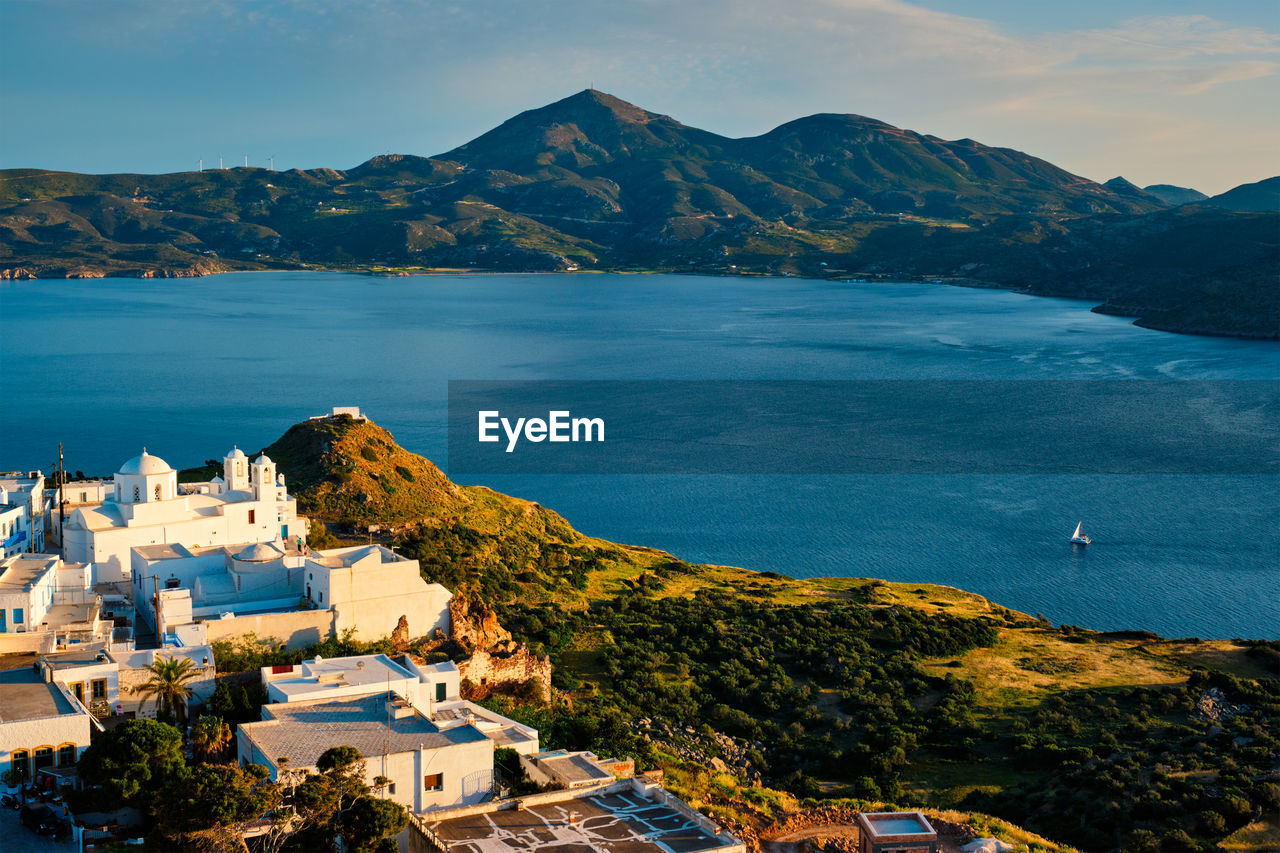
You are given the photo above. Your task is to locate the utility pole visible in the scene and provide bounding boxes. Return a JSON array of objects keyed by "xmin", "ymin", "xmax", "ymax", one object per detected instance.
[{"xmin": 57, "ymin": 443, "xmax": 65, "ymax": 556}]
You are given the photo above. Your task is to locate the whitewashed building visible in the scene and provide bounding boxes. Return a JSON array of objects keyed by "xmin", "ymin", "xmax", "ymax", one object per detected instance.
[
  {"xmin": 0, "ymin": 554, "xmax": 113, "ymax": 653},
  {"xmin": 0, "ymin": 471, "xmax": 45, "ymax": 556},
  {"xmin": 259, "ymin": 653, "xmax": 536, "ymax": 753},
  {"xmin": 62, "ymin": 448, "xmax": 308, "ymax": 588},
  {"xmin": 238, "ymin": 692, "xmax": 499, "ymax": 814},
  {"xmin": 130, "ymin": 541, "xmax": 451, "ymax": 648},
  {"xmin": 0, "ymin": 667, "xmax": 98, "ymax": 784},
  {"xmin": 39, "ymin": 642, "xmax": 216, "ymax": 720}
]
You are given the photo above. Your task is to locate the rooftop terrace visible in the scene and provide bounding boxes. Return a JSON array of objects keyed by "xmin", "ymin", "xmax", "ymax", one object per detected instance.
[
  {"xmin": 240, "ymin": 691, "xmax": 488, "ymax": 771},
  {"xmin": 433, "ymin": 789, "xmax": 739, "ymax": 853},
  {"xmin": 0, "ymin": 667, "xmax": 77, "ymax": 722}
]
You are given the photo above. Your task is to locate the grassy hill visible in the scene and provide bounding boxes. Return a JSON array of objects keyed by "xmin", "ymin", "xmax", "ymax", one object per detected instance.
[
  {"xmin": 241, "ymin": 414, "xmax": 677, "ymax": 604},
  {"xmin": 5, "ymin": 90, "xmax": 1275, "ymax": 338},
  {"xmin": 203, "ymin": 413, "xmax": 1280, "ymax": 852}
]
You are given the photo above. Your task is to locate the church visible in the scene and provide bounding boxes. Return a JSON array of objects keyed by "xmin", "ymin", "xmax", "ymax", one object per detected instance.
[{"xmin": 62, "ymin": 447, "xmax": 309, "ymax": 589}]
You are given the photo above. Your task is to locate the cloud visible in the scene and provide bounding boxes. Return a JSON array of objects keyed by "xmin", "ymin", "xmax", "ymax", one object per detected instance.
[{"xmin": 2, "ymin": 0, "xmax": 1276, "ymax": 191}]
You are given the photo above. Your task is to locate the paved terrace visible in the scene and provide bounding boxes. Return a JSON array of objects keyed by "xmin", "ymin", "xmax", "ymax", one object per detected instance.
[{"xmin": 433, "ymin": 790, "xmax": 737, "ymax": 853}]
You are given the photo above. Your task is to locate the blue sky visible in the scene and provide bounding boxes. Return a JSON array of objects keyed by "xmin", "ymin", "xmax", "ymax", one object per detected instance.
[{"xmin": 2, "ymin": 0, "xmax": 1276, "ymax": 194}]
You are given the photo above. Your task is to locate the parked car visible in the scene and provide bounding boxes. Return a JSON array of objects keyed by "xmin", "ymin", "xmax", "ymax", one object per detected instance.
[{"xmin": 20, "ymin": 802, "xmax": 64, "ymax": 836}]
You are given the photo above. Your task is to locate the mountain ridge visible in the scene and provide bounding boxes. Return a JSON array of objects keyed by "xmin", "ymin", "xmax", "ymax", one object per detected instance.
[{"xmin": 1, "ymin": 90, "xmax": 1276, "ymax": 338}]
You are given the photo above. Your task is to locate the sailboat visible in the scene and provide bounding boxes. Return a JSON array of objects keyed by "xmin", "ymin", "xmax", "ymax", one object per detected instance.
[{"xmin": 1070, "ymin": 521, "xmax": 1091, "ymax": 545}]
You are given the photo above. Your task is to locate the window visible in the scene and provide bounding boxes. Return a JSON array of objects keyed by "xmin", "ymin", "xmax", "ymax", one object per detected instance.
[
  {"xmin": 165, "ymin": 577, "xmax": 181, "ymax": 589},
  {"xmin": 318, "ymin": 592, "xmax": 323, "ymax": 603},
  {"xmin": 10, "ymin": 750, "xmax": 29, "ymax": 781},
  {"xmin": 79, "ymin": 492, "xmax": 87, "ymax": 503},
  {"xmin": 154, "ymin": 484, "xmax": 162, "ymax": 501},
  {"xmin": 32, "ymin": 746, "xmax": 54, "ymax": 772},
  {"xmin": 133, "ymin": 485, "xmax": 140, "ymax": 502},
  {"xmin": 57, "ymin": 744, "xmax": 76, "ymax": 767},
  {"xmin": 435, "ymin": 682, "xmax": 447, "ymax": 702},
  {"xmin": 91, "ymin": 679, "xmax": 107, "ymax": 700},
  {"xmin": 248, "ymin": 509, "xmax": 256, "ymax": 524},
  {"xmin": 423, "ymin": 773, "xmax": 443, "ymax": 792},
  {"xmin": 387, "ymin": 782, "xmax": 396, "ymax": 795},
  {"xmin": 13, "ymin": 608, "xmax": 23, "ymax": 628}
]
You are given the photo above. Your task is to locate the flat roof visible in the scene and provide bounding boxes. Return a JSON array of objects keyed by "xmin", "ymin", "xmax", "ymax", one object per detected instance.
[
  {"xmin": 271, "ymin": 654, "xmax": 413, "ymax": 697},
  {"xmin": 43, "ymin": 643, "xmax": 111, "ymax": 670},
  {"xmin": 0, "ymin": 667, "xmax": 79, "ymax": 722},
  {"xmin": 434, "ymin": 789, "xmax": 737, "ymax": 852},
  {"xmin": 241, "ymin": 691, "xmax": 487, "ymax": 770},
  {"xmin": 859, "ymin": 811, "xmax": 936, "ymax": 837},
  {"xmin": 0, "ymin": 554, "xmax": 57, "ymax": 592},
  {"xmin": 533, "ymin": 751, "xmax": 616, "ymax": 786}
]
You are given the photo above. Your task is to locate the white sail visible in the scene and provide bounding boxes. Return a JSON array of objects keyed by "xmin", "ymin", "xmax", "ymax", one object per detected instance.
[{"xmin": 1073, "ymin": 521, "xmax": 1083, "ymax": 539}]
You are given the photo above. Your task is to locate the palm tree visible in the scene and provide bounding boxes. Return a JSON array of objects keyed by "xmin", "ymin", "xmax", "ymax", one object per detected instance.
[
  {"xmin": 137, "ymin": 655, "xmax": 199, "ymax": 724},
  {"xmin": 190, "ymin": 714, "xmax": 232, "ymax": 762}
]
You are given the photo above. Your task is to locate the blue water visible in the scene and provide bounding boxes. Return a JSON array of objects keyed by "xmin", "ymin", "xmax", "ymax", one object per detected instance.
[{"xmin": 2, "ymin": 272, "xmax": 1276, "ymax": 638}]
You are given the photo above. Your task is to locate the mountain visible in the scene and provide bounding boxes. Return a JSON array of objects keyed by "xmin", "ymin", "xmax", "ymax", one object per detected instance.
[
  {"xmin": 2, "ymin": 90, "xmax": 1275, "ymax": 338},
  {"xmin": 1202, "ymin": 175, "xmax": 1280, "ymax": 211},
  {"xmin": 1143, "ymin": 183, "xmax": 1208, "ymax": 206},
  {"xmin": 1103, "ymin": 176, "xmax": 1163, "ymax": 204}
]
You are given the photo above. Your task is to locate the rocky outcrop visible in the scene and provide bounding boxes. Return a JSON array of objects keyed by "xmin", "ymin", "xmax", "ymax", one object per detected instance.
[
  {"xmin": 635, "ymin": 717, "xmax": 764, "ymax": 784},
  {"xmin": 391, "ymin": 614, "xmax": 411, "ymax": 653},
  {"xmin": 0, "ymin": 267, "xmax": 37, "ymax": 279},
  {"xmin": 448, "ymin": 594, "xmax": 552, "ymax": 703},
  {"xmin": 450, "ymin": 595, "xmax": 512, "ymax": 650},
  {"xmin": 1194, "ymin": 687, "xmax": 1248, "ymax": 722}
]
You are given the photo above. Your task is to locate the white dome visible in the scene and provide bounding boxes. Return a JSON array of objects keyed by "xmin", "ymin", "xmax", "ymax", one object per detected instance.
[
  {"xmin": 210, "ymin": 475, "xmax": 224, "ymax": 483},
  {"xmin": 233, "ymin": 542, "xmax": 281, "ymax": 563},
  {"xmin": 118, "ymin": 449, "xmax": 173, "ymax": 476},
  {"xmin": 254, "ymin": 454, "xmax": 273, "ymax": 466},
  {"xmin": 226, "ymin": 447, "xmax": 247, "ymax": 460}
]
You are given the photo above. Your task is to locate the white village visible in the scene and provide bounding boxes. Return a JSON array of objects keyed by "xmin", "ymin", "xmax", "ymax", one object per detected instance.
[{"xmin": 0, "ymin": 411, "xmax": 781, "ymax": 853}]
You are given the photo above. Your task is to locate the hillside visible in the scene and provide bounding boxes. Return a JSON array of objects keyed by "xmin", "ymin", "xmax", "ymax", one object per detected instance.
[
  {"xmin": 5, "ymin": 90, "xmax": 1275, "ymax": 338},
  {"xmin": 239, "ymin": 413, "xmax": 677, "ymax": 603},
  {"xmin": 193, "ymin": 412, "xmax": 1280, "ymax": 853},
  {"xmin": 1143, "ymin": 183, "xmax": 1208, "ymax": 206},
  {"xmin": 1203, "ymin": 176, "xmax": 1280, "ymax": 212}
]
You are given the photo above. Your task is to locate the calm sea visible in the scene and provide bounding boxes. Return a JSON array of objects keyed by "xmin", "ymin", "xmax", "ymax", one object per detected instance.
[{"xmin": 2, "ymin": 272, "xmax": 1276, "ymax": 639}]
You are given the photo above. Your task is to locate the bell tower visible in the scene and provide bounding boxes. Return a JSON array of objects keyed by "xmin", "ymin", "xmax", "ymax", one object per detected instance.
[
  {"xmin": 223, "ymin": 447, "xmax": 249, "ymax": 491},
  {"xmin": 251, "ymin": 454, "xmax": 276, "ymax": 500}
]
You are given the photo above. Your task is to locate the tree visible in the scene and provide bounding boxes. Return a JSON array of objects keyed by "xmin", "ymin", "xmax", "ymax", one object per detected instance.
[
  {"xmin": 340, "ymin": 796, "xmax": 408, "ymax": 853},
  {"xmin": 259, "ymin": 745, "xmax": 380, "ymax": 853},
  {"xmin": 150, "ymin": 763, "xmax": 281, "ymax": 850},
  {"xmin": 76, "ymin": 719, "xmax": 187, "ymax": 808},
  {"xmin": 137, "ymin": 655, "xmax": 200, "ymax": 723},
  {"xmin": 190, "ymin": 715, "xmax": 233, "ymax": 763}
]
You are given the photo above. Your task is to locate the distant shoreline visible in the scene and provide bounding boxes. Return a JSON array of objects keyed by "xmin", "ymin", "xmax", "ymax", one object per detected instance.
[{"xmin": 6, "ymin": 262, "xmax": 1277, "ymax": 342}]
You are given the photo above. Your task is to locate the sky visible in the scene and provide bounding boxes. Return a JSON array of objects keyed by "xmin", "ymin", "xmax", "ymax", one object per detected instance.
[{"xmin": 1, "ymin": 0, "xmax": 1277, "ymax": 194}]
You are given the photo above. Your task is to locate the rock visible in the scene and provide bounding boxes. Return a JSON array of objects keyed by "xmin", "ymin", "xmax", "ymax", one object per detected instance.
[{"xmin": 391, "ymin": 614, "xmax": 411, "ymax": 653}]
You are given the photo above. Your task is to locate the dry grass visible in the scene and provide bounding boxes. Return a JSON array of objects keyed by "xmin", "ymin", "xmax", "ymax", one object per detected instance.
[
  {"xmin": 921, "ymin": 627, "xmax": 1186, "ymax": 713},
  {"xmin": 1218, "ymin": 817, "xmax": 1280, "ymax": 852}
]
